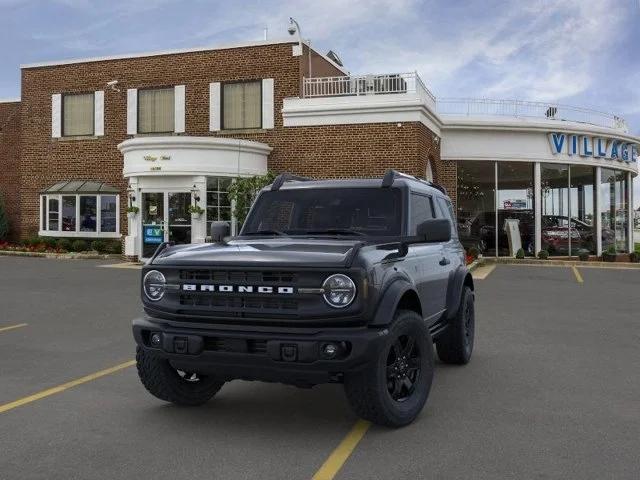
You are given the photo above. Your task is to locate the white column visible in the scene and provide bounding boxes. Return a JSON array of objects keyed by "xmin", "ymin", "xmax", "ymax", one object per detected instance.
[
  {"xmin": 628, "ymin": 171, "xmax": 634, "ymax": 253},
  {"xmin": 192, "ymin": 175, "xmax": 207, "ymax": 244},
  {"xmin": 124, "ymin": 177, "xmax": 139, "ymax": 257},
  {"xmin": 534, "ymin": 162, "xmax": 541, "ymax": 255},
  {"xmin": 595, "ymin": 167, "xmax": 602, "ymax": 256}
]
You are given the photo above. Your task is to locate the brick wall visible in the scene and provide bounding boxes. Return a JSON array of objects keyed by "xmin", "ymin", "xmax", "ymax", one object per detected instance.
[
  {"xmin": 16, "ymin": 41, "xmax": 445, "ymax": 239},
  {"xmin": 0, "ymin": 101, "xmax": 21, "ymax": 239}
]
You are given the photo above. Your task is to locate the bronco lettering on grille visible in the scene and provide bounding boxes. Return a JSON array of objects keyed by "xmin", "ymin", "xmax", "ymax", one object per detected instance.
[{"xmin": 182, "ymin": 284, "xmax": 295, "ymax": 294}]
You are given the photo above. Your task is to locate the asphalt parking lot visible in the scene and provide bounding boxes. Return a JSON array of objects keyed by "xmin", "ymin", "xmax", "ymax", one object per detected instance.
[{"xmin": 1, "ymin": 257, "xmax": 639, "ymax": 480}]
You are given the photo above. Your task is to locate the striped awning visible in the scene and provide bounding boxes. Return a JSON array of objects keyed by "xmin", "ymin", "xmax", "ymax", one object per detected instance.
[{"xmin": 41, "ymin": 180, "xmax": 119, "ymax": 194}]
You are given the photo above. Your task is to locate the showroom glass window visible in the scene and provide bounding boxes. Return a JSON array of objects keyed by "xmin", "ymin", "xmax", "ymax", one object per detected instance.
[
  {"xmin": 206, "ymin": 177, "xmax": 232, "ymax": 232},
  {"xmin": 40, "ymin": 194, "xmax": 119, "ymax": 237},
  {"xmin": 456, "ymin": 161, "xmax": 496, "ymax": 256},
  {"xmin": 497, "ymin": 162, "xmax": 535, "ymax": 256},
  {"xmin": 62, "ymin": 93, "xmax": 94, "ymax": 136},
  {"xmin": 222, "ymin": 81, "xmax": 261, "ymax": 130},
  {"xmin": 138, "ymin": 88, "xmax": 174, "ymax": 133},
  {"xmin": 601, "ymin": 168, "xmax": 628, "ymax": 252},
  {"xmin": 569, "ymin": 165, "xmax": 596, "ymax": 254}
]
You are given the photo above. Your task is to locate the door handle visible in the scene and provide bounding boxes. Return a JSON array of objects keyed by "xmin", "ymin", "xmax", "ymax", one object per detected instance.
[{"xmin": 439, "ymin": 257, "xmax": 450, "ymax": 266}]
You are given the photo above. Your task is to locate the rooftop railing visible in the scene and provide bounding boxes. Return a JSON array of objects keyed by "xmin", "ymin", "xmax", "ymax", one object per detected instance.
[
  {"xmin": 302, "ymin": 72, "xmax": 436, "ymax": 105},
  {"xmin": 301, "ymin": 73, "xmax": 628, "ymax": 132},
  {"xmin": 435, "ymin": 98, "xmax": 628, "ymax": 132}
]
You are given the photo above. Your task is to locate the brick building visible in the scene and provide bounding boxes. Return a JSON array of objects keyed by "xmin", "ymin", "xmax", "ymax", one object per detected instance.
[{"xmin": 0, "ymin": 38, "xmax": 638, "ymax": 259}]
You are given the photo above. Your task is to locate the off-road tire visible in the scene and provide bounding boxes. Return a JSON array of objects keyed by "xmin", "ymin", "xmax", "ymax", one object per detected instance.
[
  {"xmin": 136, "ymin": 346, "xmax": 224, "ymax": 406},
  {"xmin": 436, "ymin": 286, "xmax": 475, "ymax": 364},
  {"xmin": 344, "ymin": 310, "xmax": 434, "ymax": 428}
]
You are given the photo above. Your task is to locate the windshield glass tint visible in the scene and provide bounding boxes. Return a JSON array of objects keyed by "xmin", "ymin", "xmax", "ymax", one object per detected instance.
[{"xmin": 242, "ymin": 188, "xmax": 403, "ymax": 236}]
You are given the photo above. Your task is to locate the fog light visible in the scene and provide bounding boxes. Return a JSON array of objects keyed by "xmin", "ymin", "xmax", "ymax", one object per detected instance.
[
  {"xmin": 150, "ymin": 332, "xmax": 162, "ymax": 347},
  {"xmin": 322, "ymin": 343, "xmax": 338, "ymax": 358}
]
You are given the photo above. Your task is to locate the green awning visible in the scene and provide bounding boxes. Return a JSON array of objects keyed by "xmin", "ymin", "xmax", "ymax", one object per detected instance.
[{"xmin": 41, "ymin": 180, "xmax": 119, "ymax": 194}]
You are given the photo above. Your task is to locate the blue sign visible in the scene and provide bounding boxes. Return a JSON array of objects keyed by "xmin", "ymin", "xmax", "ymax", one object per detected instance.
[
  {"xmin": 548, "ymin": 132, "xmax": 638, "ymax": 163},
  {"xmin": 144, "ymin": 226, "xmax": 164, "ymax": 244}
]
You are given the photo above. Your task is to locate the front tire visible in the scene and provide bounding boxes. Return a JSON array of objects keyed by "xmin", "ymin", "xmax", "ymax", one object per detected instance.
[
  {"xmin": 344, "ymin": 310, "xmax": 434, "ymax": 428},
  {"xmin": 136, "ymin": 346, "xmax": 224, "ymax": 406},
  {"xmin": 436, "ymin": 286, "xmax": 475, "ymax": 364}
]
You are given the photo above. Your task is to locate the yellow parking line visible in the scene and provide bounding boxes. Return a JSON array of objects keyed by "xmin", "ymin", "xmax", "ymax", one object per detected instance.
[
  {"xmin": 0, "ymin": 323, "xmax": 28, "ymax": 334},
  {"xmin": 312, "ymin": 420, "xmax": 371, "ymax": 480},
  {"xmin": 0, "ymin": 360, "xmax": 135, "ymax": 414},
  {"xmin": 572, "ymin": 266, "xmax": 584, "ymax": 284},
  {"xmin": 471, "ymin": 264, "xmax": 496, "ymax": 280}
]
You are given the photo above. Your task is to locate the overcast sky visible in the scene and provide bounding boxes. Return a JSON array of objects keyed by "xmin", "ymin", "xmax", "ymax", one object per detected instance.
[{"xmin": 1, "ymin": 0, "xmax": 639, "ymax": 203}]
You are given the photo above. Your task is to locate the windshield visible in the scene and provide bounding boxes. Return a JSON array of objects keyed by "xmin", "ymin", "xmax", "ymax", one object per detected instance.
[{"xmin": 242, "ymin": 187, "xmax": 403, "ymax": 237}]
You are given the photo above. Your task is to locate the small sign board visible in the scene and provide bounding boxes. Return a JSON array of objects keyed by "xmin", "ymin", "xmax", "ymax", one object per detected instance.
[
  {"xmin": 503, "ymin": 218, "xmax": 522, "ymax": 257},
  {"xmin": 144, "ymin": 226, "xmax": 164, "ymax": 245}
]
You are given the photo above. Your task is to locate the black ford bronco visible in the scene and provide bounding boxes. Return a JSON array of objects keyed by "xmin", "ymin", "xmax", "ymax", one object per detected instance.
[{"xmin": 133, "ymin": 170, "xmax": 475, "ymax": 427}]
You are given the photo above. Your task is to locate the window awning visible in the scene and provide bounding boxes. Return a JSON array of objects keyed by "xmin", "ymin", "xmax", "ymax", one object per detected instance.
[{"xmin": 41, "ymin": 180, "xmax": 120, "ymax": 194}]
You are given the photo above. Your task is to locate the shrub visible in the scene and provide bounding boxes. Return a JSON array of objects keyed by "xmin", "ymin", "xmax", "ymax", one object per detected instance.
[
  {"xmin": 56, "ymin": 238, "xmax": 72, "ymax": 251},
  {"xmin": 629, "ymin": 252, "xmax": 639, "ymax": 263},
  {"xmin": 537, "ymin": 250, "xmax": 549, "ymax": 260},
  {"xmin": 22, "ymin": 235, "xmax": 40, "ymax": 247},
  {"xmin": 71, "ymin": 239, "xmax": 88, "ymax": 252},
  {"xmin": 577, "ymin": 249, "xmax": 590, "ymax": 262},
  {"xmin": 515, "ymin": 248, "xmax": 525, "ymax": 259},
  {"xmin": 0, "ymin": 193, "xmax": 9, "ymax": 241},
  {"xmin": 91, "ymin": 240, "xmax": 107, "ymax": 253},
  {"xmin": 603, "ymin": 245, "xmax": 617, "ymax": 262},
  {"xmin": 467, "ymin": 246, "xmax": 480, "ymax": 260},
  {"xmin": 41, "ymin": 237, "xmax": 58, "ymax": 249},
  {"xmin": 106, "ymin": 241, "xmax": 122, "ymax": 255}
]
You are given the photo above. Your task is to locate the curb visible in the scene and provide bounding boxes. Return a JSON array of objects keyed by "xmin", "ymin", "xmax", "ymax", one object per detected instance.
[
  {"xmin": 484, "ymin": 257, "xmax": 640, "ymax": 269},
  {"xmin": 0, "ymin": 250, "xmax": 122, "ymax": 260}
]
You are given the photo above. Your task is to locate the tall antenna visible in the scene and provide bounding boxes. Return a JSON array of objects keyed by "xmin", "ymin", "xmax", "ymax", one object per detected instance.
[{"xmin": 263, "ymin": 26, "xmax": 268, "ymax": 41}]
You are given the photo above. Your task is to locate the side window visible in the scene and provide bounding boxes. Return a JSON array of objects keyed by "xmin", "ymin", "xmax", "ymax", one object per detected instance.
[
  {"xmin": 436, "ymin": 197, "xmax": 458, "ymax": 238},
  {"xmin": 409, "ymin": 193, "xmax": 434, "ymax": 234}
]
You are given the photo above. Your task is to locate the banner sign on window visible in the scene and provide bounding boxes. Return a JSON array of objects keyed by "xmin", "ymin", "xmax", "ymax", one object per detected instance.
[{"xmin": 144, "ymin": 226, "xmax": 163, "ymax": 244}]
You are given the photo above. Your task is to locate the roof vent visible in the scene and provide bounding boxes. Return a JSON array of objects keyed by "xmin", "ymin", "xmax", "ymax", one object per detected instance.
[{"xmin": 326, "ymin": 50, "xmax": 343, "ymax": 67}]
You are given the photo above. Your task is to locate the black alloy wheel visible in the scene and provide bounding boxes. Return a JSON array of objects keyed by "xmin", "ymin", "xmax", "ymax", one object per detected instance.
[{"xmin": 386, "ymin": 335, "xmax": 421, "ymax": 402}]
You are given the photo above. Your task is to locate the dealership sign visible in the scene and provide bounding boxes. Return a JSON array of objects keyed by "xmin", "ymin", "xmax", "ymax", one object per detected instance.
[{"xmin": 548, "ymin": 133, "xmax": 638, "ymax": 163}]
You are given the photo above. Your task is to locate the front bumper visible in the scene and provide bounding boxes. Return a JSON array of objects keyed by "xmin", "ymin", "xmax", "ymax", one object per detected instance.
[{"xmin": 132, "ymin": 316, "xmax": 387, "ymax": 386}]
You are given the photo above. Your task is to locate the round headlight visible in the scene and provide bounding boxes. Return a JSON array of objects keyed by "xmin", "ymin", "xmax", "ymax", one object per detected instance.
[
  {"xmin": 143, "ymin": 270, "xmax": 166, "ymax": 301},
  {"xmin": 322, "ymin": 274, "xmax": 356, "ymax": 308}
]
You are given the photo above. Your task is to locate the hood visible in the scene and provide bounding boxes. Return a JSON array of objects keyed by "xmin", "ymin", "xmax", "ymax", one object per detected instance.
[{"xmin": 150, "ymin": 238, "xmax": 363, "ymax": 268}]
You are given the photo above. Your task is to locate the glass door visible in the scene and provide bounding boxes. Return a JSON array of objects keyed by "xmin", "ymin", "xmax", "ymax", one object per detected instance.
[
  {"xmin": 141, "ymin": 192, "xmax": 192, "ymax": 259},
  {"xmin": 142, "ymin": 192, "xmax": 165, "ymax": 259},
  {"xmin": 167, "ymin": 192, "xmax": 192, "ymax": 245}
]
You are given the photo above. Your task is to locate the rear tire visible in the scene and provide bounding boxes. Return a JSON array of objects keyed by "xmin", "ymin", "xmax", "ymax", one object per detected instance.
[
  {"xmin": 436, "ymin": 286, "xmax": 474, "ymax": 364},
  {"xmin": 344, "ymin": 310, "xmax": 434, "ymax": 428},
  {"xmin": 136, "ymin": 346, "xmax": 224, "ymax": 406}
]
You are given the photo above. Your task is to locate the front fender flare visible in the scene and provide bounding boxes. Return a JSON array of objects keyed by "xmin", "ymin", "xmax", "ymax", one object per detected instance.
[{"xmin": 369, "ymin": 279, "xmax": 420, "ymax": 327}]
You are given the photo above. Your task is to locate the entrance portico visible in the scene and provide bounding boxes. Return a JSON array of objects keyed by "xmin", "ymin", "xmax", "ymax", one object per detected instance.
[{"xmin": 118, "ymin": 136, "xmax": 271, "ymax": 259}]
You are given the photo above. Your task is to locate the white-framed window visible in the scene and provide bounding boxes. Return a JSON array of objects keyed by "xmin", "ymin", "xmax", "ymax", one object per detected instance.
[
  {"xmin": 222, "ymin": 81, "xmax": 262, "ymax": 130},
  {"xmin": 40, "ymin": 193, "xmax": 120, "ymax": 238},
  {"xmin": 206, "ymin": 176, "xmax": 233, "ymax": 232},
  {"xmin": 137, "ymin": 87, "xmax": 175, "ymax": 133},
  {"xmin": 62, "ymin": 92, "xmax": 95, "ymax": 136}
]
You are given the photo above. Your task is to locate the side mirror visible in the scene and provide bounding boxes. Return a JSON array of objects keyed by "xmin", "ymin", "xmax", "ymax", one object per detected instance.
[
  {"xmin": 209, "ymin": 221, "xmax": 230, "ymax": 243},
  {"xmin": 416, "ymin": 218, "xmax": 451, "ymax": 243}
]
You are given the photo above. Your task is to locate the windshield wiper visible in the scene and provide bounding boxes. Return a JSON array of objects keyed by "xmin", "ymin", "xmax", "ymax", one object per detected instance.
[
  {"xmin": 243, "ymin": 229, "xmax": 288, "ymax": 236},
  {"xmin": 302, "ymin": 229, "xmax": 366, "ymax": 236}
]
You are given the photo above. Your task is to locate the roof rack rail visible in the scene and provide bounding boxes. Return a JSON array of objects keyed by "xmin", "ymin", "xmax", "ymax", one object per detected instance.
[
  {"xmin": 381, "ymin": 169, "xmax": 448, "ymax": 195},
  {"xmin": 270, "ymin": 173, "xmax": 314, "ymax": 191}
]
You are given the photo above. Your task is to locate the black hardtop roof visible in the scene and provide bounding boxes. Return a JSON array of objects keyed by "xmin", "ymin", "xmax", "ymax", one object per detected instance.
[{"xmin": 264, "ymin": 170, "xmax": 449, "ymax": 198}]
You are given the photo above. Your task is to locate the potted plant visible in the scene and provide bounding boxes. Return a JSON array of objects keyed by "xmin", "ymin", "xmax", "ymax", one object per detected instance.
[
  {"xmin": 188, "ymin": 204, "xmax": 205, "ymax": 219},
  {"xmin": 515, "ymin": 248, "xmax": 525, "ymax": 259},
  {"xmin": 602, "ymin": 245, "xmax": 617, "ymax": 262},
  {"xmin": 126, "ymin": 206, "xmax": 139, "ymax": 219},
  {"xmin": 537, "ymin": 249, "xmax": 549, "ymax": 260}
]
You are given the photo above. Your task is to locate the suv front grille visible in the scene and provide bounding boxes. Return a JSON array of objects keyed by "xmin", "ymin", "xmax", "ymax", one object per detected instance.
[{"xmin": 179, "ymin": 270, "xmax": 297, "ymax": 284}]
